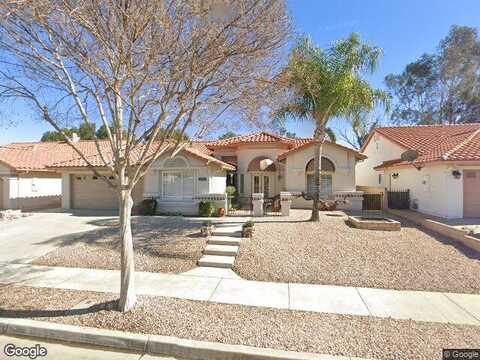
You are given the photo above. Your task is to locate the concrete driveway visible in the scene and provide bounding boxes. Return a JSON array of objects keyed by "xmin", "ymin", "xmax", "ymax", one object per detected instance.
[{"xmin": 0, "ymin": 209, "xmax": 117, "ymax": 263}]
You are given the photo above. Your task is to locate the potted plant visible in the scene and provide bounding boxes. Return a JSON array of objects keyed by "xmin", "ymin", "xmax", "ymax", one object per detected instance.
[
  {"xmin": 201, "ymin": 220, "xmax": 215, "ymax": 237},
  {"xmin": 242, "ymin": 220, "xmax": 255, "ymax": 238}
]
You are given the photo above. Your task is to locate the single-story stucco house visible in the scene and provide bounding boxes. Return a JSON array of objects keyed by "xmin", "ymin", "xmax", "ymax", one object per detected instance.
[
  {"xmin": 357, "ymin": 124, "xmax": 480, "ymax": 219},
  {"xmin": 45, "ymin": 131, "xmax": 365, "ymax": 214},
  {"xmin": 1, "ymin": 131, "xmax": 366, "ymax": 215}
]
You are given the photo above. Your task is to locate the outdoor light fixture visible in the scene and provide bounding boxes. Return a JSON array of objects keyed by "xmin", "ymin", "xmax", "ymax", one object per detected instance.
[
  {"xmin": 452, "ymin": 170, "xmax": 462, "ymax": 179},
  {"xmin": 392, "ymin": 173, "xmax": 399, "ymax": 179}
]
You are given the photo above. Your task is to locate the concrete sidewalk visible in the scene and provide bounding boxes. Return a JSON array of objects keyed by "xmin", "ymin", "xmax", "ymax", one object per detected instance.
[{"xmin": 1, "ymin": 262, "xmax": 479, "ymax": 326}]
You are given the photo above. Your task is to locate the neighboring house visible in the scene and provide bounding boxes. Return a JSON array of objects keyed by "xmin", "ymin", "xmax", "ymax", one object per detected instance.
[
  {"xmin": 357, "ymin": 124, "xmax": 480, "ymax": 218},
  {"xmin": 0, "ymin": 142, "xmax": 63, "ymax": 210},
  {"xmin": 2, "ymin": 131, "xmax": 365, "ymax": 215}
]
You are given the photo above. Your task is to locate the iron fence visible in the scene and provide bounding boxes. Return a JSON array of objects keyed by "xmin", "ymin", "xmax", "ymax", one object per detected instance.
[
  {"xmin": 387, "ymin": 189, "xmax": 410, "ymax": 209},
  {"xmin": 362, "ymin": 193, "xmax": 384, "ymax": 211}
]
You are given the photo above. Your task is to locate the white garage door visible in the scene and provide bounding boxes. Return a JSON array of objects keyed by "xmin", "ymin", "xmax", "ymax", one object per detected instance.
[{"xmin": 71, "ymin": 175, "xmax": 144, "ymax": 210}]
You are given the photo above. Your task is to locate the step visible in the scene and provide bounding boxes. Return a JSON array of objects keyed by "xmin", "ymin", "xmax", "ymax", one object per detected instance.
[
  {"xmin": 203, "ymin": 244, "xmax": 239, "ymax": 256},
  {"xmin": 207, "ymin": 236, "xmax": 241, "ymax": 246},
  {"xmin": 213, "ymin": 226, "xmax": 243, "ymax": 237},
  {"xmin": 198, "ymin": 255, "xmax": 235, "ymax": 268}
]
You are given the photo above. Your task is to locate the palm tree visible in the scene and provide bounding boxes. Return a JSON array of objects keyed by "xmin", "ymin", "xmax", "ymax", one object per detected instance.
[{"xmin": 277, "ymin": 34, "xmax": 389, "ymax": 221}]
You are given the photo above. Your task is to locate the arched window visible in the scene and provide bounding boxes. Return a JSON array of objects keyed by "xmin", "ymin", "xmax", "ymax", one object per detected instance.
[
  {"xmin": 161, "ymin": 156, "xmax": 193, "ymax": 199},
  {"xmin": 305, "ymin": 157, "xmax": 335, "ymax": 173},
  {"xmin": 163, "ymin": 156, "xmax": 187, "ymax": 168},
  {"xmin": 305, "ymin": 157, "xmax": 334, "ymax": 199}
]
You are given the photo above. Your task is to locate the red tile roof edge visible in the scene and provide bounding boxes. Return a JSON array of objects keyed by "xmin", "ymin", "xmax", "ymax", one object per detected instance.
[{"xmin": 278, "ymin": 139, "xmax": 366, "ymax": 161}]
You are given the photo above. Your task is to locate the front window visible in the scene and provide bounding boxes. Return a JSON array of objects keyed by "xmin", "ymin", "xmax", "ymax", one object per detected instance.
[
  {"xmin": 306, "ymin": 174, "xmax": 333, "ymax": 199},
  {"xmin": 162, "ymin": 170, "xmax": 194, "ymax": 199},
  {"xmin": 253, "ymin": 175, "xmax": 260, "ymax": 193},
  {"xmin": 263, "ymin": 176, "xmax": 269, "ymax": 197},
  {"xmin": 240, "ymin": 174, "xmax": 245, "ymax": 194}
]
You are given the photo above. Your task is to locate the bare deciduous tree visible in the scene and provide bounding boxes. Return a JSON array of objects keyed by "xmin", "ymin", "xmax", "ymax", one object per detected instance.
[{"xmin": 0, "ymin": 0, "xmax": 289, "ymax": 311}]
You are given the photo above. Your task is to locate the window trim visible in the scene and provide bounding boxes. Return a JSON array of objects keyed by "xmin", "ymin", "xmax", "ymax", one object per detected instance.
[{"xmin": 160, "ymin": 169, "xmax": 196, "ymax": 200}]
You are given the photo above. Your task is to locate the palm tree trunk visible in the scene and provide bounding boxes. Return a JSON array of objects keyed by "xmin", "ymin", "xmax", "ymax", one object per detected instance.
[
  {"xmin": 118, "ymin": 187, "xmax": 136, "ymax": 312},
  {"xmin": 310, "ymin": 123, "xmax": 325, "ymax": 222}
]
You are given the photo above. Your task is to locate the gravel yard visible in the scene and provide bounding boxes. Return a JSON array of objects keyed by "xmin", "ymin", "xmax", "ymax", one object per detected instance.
[
  {"xmin": 234, "ymin": 210, "xmax": 480, "ymax": 293},
  {"xmin": 32, "ymin": 216, "xmax": 205, "ymax": 273},
  {"xmin": 0, "ymin": 284, "xmax": 479, "ymax": 360}
]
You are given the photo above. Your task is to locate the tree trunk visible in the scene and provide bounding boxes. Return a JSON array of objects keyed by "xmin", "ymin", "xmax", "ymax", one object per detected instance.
[
  {"xmin": 310, "ymin": 123, "xmax": 325, "ymax": 222},
  {"xmin": 118, "ymin": 188, "xmax": 136, "ymax": 312}
]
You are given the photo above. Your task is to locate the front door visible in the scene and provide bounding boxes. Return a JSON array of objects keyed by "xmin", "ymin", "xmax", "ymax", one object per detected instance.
[
  {"xmin": 252, "ymin": 174, "xmax": 273, "ymax": 198},
  {"xmin": 463, "ymin": 170, "xmax": 480, "ymax": 217}
]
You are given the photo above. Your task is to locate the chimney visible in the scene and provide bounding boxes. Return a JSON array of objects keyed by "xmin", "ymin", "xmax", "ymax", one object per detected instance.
[{"xmin": 71, "ymin": 133, "xmax": 80, "ymax": 143}]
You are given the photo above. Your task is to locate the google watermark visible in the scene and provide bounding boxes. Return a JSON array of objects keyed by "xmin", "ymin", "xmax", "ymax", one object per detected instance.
[
  {"xmin": 3, "ymin": 343, "xmax": 47, "ymax": 359},
  {"xmin": 444, "ymin": 349, "xmax": 480, "ymax": 359}
]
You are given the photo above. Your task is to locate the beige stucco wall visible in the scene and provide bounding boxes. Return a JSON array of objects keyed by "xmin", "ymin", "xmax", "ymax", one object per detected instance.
[
  {"xmin": 284, "ymin": 142, "xmax": 357, "ymax": 208},
  {"xmin": 356, "ymin": 133, "xmax": 406, "ymax": 187}
]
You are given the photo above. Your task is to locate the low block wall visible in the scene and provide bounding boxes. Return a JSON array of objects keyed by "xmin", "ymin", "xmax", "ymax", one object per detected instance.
[
  {"xmin": 7, "ymin": 196, "xmax": 61, "ymax": 212},
  {"xmin": 386, "ymin": 209, "xmax": 480, "ymax": 253}
]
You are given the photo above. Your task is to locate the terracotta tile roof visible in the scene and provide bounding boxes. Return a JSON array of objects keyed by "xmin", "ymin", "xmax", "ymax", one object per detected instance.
[
  {"xmin": 204, "ymin": 131, "xmax": 301, "ymax": 147},
  {"xmin": 366, "ymin": 124, "xmax": 480, "ymax": 167},
  {"xmin": 48, "ymin": 141, "xmax": 236, "ymax": 171},
  {"xmin": 0, "ymin": 140, "xmax": 111, "ymax": 172},
  {"xmin": 277, "ymin": 139, "xmax": 367, "ymax": 161}
]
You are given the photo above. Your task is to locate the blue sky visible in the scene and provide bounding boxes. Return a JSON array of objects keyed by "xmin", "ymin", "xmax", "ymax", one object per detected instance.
[{"xmin": 0, "ymin": 0, "xmax": 479, "ymax": 145}]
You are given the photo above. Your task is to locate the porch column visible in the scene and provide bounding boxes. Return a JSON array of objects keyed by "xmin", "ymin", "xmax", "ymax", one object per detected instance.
[
  {"xmin": 252, "ymin": 192, "xmax": 264, "ymax": 217},
  {"xmin": 280, "ymin": 191, "xmax": 293, "ymax": 216}
]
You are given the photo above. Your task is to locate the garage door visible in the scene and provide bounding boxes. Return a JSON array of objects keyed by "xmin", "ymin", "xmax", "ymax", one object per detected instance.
[
  {"xmin": 71, "ymin": 175, "xmax": 143, "ymax": 210},
  {"xmin": 463, "ymin": 170, "xmax": 480, "ymax": 217}
]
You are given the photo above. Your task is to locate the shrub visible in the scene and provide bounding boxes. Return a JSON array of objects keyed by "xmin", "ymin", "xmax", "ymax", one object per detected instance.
[
  {"xmin": 243, "ymin": 220, "xmax": 254, "ymax": 228},
  {"xmin": 199, "ymin": 201, "xmax": 216, "ymax": 217},
  {"xmin": 140, "ymin": 198, "xmax": 157, "ymax": 216},
  {"xmin": 225, "ymin": 186, "xmax": 236, "ymax": 196}
]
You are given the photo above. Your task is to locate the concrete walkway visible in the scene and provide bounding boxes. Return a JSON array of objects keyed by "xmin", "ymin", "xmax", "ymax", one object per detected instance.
[{"xmin": 1, "ymin": 262, "xmax": 480, "ymax": 326}]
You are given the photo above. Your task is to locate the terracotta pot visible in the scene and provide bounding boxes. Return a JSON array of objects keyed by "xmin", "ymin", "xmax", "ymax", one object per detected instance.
[
  {"xmin": 217, "ymin": 207, "xmax": 225, "ymax": 217},
  {"xmin": 243, "ymin": 226, "xmax": 255, "ymax": 238}
]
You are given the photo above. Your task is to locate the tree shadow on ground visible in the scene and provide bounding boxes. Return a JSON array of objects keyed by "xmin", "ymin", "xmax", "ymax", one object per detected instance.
[
  {"xmin": 0, "ymin": 300, "xmax": 119, "ymax": 318},
  {"xmin": 29, "ymin": 216, "xmax": 209, "ymax": 272}
]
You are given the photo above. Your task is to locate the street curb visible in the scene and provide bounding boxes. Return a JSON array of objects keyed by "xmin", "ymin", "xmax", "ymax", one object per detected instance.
[{"xmin": 0, "ymin": 318, "xmax": 366, "ymax": 360}]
